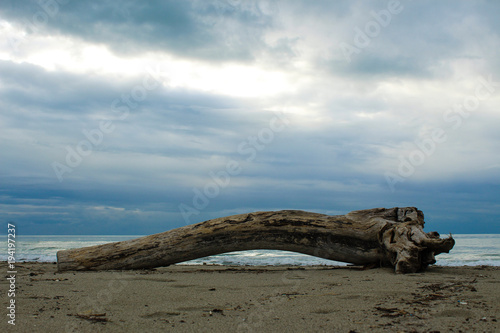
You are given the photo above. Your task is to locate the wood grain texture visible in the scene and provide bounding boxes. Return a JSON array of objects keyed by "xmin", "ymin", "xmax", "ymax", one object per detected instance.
[{"xmin": 57, "ymin": 207, "xmax": 455, "ymax": 273}]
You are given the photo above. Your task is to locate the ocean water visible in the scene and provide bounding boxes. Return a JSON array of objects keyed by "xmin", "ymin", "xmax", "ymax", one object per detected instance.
[{"xmin": 1, "ymin": 234, "xmax": 498, "ymax": 267}]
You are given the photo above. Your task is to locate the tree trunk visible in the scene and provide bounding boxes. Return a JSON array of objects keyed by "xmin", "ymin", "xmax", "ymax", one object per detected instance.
[{"xmin": 56, "ymin": 207, "xmax": 455, "ymax": 273}]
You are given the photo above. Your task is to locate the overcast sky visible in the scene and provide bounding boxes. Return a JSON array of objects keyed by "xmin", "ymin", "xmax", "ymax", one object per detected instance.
[{"xmin": 1, "ymin": 0, "xmax": 499, "ymax": 235}]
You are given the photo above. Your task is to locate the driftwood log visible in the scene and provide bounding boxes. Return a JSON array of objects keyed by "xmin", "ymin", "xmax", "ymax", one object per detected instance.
[{"xmin": 57, "ymin": 207, "xmax": 454, "ymax": 273}]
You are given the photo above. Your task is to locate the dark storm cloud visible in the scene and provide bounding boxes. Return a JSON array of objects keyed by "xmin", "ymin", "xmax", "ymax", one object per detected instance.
[
  {"xmin": 0, "ymin": 0, "xmax": 275, "ymax": 61},
  {"xmin": 0, "ymin": 0, "xmax": 499, "ymax": 234},
  {"xmin": 0, "ymin": 60, "xmax": 127, "ymax": 118},
  {"xmin": 0, "ymin": 57, "xmax": 292, "ymax": 235},
  {"xmin": 0, "ymin": 59, "xmax": 254, "ymax": 133}
]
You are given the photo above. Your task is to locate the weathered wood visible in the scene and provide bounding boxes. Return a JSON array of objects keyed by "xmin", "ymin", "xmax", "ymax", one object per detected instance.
[{"xmin": 56, "ymin": 207, "xmax": 454, "ymax": 273}]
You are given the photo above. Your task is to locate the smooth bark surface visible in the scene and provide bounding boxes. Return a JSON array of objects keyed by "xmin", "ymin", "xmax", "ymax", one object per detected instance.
[{"xmin": 57, "ymin": 207, "xmax": 455, "ymax": 273}]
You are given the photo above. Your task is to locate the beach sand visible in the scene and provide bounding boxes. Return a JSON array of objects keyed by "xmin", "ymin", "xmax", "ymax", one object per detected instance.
[{"xmin": 2, "ymin": 263, "xmax": 499, "ymax": 332}]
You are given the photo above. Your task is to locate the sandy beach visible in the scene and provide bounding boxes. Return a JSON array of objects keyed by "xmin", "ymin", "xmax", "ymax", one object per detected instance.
[{"xmin": 2, "ymin": 263, "xmax": 499, "ymax": 332}]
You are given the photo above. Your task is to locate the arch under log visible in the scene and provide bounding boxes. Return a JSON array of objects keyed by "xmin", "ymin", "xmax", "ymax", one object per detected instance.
[{"xmin": 56, "ymin": 207, "xmax": 455, "ymax": 273}]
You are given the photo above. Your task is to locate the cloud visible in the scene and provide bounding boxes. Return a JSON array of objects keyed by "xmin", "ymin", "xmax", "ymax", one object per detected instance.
[
  {"xmin": 1, "ymin": 0, "xmax": 277, "ymax": 61},
  {"xmin": 0, "ymin": 0, "xmax": 499, "ymax": 234}
]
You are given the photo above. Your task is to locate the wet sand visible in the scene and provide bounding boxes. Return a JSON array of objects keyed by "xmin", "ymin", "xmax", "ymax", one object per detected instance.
[{"xmin": 1, "ymin": 263, "xmax": 499, "ymax": 332}]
